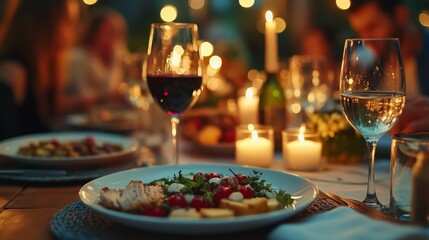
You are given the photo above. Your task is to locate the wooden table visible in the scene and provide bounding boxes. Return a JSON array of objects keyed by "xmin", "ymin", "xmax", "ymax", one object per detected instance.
[
  {"xmin": 0, "ymin": 184, "xmax": 80, "ymax": 240},
  {"xmin": 0, "ymin": 147, "xmax": 395, "ymax": 239}
]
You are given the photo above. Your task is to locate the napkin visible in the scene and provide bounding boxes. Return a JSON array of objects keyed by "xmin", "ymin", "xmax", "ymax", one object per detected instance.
[{"xmin": 269, "ymin": 207, "xmax": 429, "ymax": 240}]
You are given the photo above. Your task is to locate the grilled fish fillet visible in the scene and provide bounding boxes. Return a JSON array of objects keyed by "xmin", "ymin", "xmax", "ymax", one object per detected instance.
[{"xmin": 100, "ymin": 181, "xmax": 164, "ymax": 211}]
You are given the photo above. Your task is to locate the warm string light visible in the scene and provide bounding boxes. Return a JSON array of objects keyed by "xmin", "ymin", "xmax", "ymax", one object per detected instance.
[
  {"xmin": 420, "ymin": 11, "xmax": 429, "ymax": 27},
  {"xmin": 200, "ymin": 41, "xmax": 214, "ymax": 57},
  {"xmin": 160, "ymin": 5, "xmax": 177, "ymax": 22},
  {"xmin": 189, "ymin": 0, "xmax": 205, "ymax": 10},
  {"xmin": 239, "ymin": 0, "xmax": 255, "ymax": 8},
  {"xmin": 209, "ymin": 55, "xmax": 222, "ymax": 69},
  {"xmin": 336, "ymin": 0, "xmax": 351, "ymax": 10},
  {"xmin": 82, "ymin": 0, "xmax": 97, "ymax": 5}
]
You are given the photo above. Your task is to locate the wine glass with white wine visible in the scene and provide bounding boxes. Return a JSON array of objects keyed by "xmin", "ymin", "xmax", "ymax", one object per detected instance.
[{"xmin": 340, "ymin": 38, "xmax": 406, "ymax": 209}]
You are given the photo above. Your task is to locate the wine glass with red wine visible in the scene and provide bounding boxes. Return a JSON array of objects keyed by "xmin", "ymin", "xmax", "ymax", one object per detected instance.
[{"xmin": 145, "ymin": 23, "xmax": 203, "ymax": 164}]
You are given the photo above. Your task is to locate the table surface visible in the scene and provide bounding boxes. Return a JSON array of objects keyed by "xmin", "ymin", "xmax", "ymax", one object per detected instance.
[{"xmin": 0, "ymin": 141, "xmax": 392, "ymax": 240}]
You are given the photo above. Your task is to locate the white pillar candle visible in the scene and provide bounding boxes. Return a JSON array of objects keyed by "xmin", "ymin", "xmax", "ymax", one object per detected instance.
[
  {"xmin": 236, "ymin": 130, "xmax": 273, "ymax": 167},
  {"xmin": 265, "ymin": 10, "xmax": 279, "ymax": 73},
  {"xmin": 283, "ymin": 127, "xmax": 322, "ymax": 171},
  {"xmin": 238, "ymin": 87, "xmax": 259, "ymax": 124}
]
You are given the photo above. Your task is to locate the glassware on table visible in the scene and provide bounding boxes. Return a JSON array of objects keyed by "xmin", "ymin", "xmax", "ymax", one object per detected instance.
[
  {"xmin": 145, "ymin": 23, "xmax": 203, "ymax": 164},
  {"xmin": 286, "ymin": 55, "xmax": 330, "ymax": 128},
  {"xmin": 119, "ymin": 53, "xmax": 167, "ymax": 147},
  {"xmin": 339, "ymin": 38, "xmax": 406, "ymax": 209},
  {"xmin": 121, "ymin": 53, "xmax": 151, "ymax": 110},
  {"xmin": 390, "ymin": 132, "xmax": 429, "ymax": 223}
]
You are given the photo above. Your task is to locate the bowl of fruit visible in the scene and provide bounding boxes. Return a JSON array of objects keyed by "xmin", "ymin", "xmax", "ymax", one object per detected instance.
[{"xmin": 181, "ymin": 108, "xmax": 237, "ymax": 156}]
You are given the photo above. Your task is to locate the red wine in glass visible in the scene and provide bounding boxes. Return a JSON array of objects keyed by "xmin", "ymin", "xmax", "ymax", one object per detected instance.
[
  {"xmin": 147, "ymin": 75, "xmax": 203, "ymax": 116},
  {"xmin": 145, "ymin": 23, "xmax": 202, "ymax": 165}
]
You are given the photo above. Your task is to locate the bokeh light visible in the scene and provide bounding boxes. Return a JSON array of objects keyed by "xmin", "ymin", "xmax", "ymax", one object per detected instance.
[
  {"xmin": 239, "ymin": 0, "xmax": 255, "ymax": 8},
  {"xmin": 291, "ymin": 103, "xmax": 302, "ymax": 114},
  {"xmin": 247, "ymin": 69, "xmax": 259, "ymax": 81},
  {"xmin": 419, "ymin": 11, "xmax": 429, "ymax": 27},
  {"xmin": 274, "ymin": 17, "xmax": 286, "ymax": 33},
  {"xmin": 336, "ymin": 0, "xmax": 351, "ymax": 10},
  {"xmin": 83, "ymin": 0, "xmax": 97, "ymax": 5},
  {"xmin": 209, "ymin": 55, "xmax": 222, "ymax": 69},
  {"xmin": 160, "ymin": 5, "xmax": 177, "ymax": 22},
  {"xmin": 200, "ymin": 41, "xmax": 214, "ymax": 57},
  {"xmin": 189, "ymin": 0, "xmax": 205, "ymax": 10}
]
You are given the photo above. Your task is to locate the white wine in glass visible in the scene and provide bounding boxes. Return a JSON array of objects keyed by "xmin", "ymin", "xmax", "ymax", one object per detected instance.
[{"xmin": 340, "ymin": 38, "xmax": 406, "ymax": 209}]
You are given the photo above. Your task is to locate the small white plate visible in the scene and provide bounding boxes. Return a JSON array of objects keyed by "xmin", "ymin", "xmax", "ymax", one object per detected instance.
[
  {"xmin": 79, "ymin": 164, "xmax": 318, "ymax": 234},
  {"xmin": 0, "ymin": 132, "xmax": 139, "ymax": 167}
]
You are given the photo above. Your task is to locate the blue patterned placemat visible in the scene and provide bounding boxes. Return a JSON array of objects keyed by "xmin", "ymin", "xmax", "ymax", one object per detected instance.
[{"xmin": 50, "ymin": 194, "xmax": 339, "ymax": 240}]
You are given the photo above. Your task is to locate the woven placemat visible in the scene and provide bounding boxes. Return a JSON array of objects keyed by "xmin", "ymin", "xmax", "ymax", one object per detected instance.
[{"xmin": 50, "ymin": 193, "xmax": 341, "ymax": 240}]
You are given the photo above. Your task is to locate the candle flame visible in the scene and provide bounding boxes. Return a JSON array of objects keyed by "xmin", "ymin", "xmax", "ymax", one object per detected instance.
[
  {"xmin": 265, "ymin": 10, "xmax": 273, "ymax": 22},
  {"xmin": 245, "ymin": 87, "xmax": 255, "ymax": 99},
  {"xmin": 251, "ymin": 130, "xmax": 259, "ymax": 141},
  {"xmin": 247, "ymin": 124, "xmax": 255, "ymax": 131},
  {"xmin": 298, "ymin": 125, "xmax": 306, "ymax": 142}
]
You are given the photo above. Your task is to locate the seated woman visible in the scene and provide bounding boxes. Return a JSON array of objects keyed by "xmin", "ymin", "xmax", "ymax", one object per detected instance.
[
  {"xmin": 65, "ymin": 7, "xmax": 128, "ymax": 113},
  {"xmin": 0, "ymin": 0, "xmax": 79, "ymax": 140}
]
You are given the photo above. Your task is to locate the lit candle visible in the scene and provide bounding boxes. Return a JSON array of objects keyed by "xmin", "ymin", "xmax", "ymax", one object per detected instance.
[
  {"xmin": 236, "ymin": 125, "xmax": 273, "ymax": 167},
  {"xmin": 284, "ymin": 126, "xmax": 322, "ymax": 171},
  {"xmin": 265, "ymin": 10, "xmax": 279, "ymax": 73},
  {"xmin": 237, "ymin": 87, "xmax": 259, "ymax": 124}
]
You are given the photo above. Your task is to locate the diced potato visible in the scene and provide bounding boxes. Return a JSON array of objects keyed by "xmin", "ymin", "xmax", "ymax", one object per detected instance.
[
  {"xmin": 169, "ymin": 208, "xmax": 201, "ymax": 219},
  {"xmin": 200, "ymin": 208, "xmax": 234, "ymax": 218},
  {"xmin": 35, "ymin": 148, "xmax": 49, "ymax": 156},
  {"xmin": 242, "ymin": 198, "xmax": 268, "ymax": 214},
  {"xmin": 267, "ymin": 199, "xmax": 283, "ymax": 212},
  {"xmin": 219, "ymin": 199, "xmax": 250, "ymax": 216},
  {"xmin": 219, "ymin": 198, "xmax": 268, "ymax": 216}
]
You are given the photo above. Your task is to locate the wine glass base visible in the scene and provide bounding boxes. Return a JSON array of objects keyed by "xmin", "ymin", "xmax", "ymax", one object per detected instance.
[{"xmin": 363, "ymin": 196, "xmax": 387, "ymax": 211}]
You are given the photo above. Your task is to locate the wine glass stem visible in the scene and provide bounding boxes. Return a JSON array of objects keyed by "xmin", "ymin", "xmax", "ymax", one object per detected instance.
[
  {"xmin": 364, "ymin": 140, "xmax": 382, "ymax": 208},
  {"xmin": 171, "ymin": 116, "xmax": 180, "ymax": 165}
]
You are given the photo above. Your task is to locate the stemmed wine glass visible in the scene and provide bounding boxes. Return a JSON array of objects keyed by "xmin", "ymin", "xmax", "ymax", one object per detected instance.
[
  {"xmin": 145, "ymin": 23, "xmax": 203, "ymax": 164},
  {"xmin": 339, "ymin": 38, "xmax": 406, "ymax": 209},
  {"xmin": 287, "ymin": 55, "xmax": 330, "ymax": 127}
]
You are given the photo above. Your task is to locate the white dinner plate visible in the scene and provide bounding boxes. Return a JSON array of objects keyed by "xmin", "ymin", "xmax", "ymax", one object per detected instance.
[
  {"xmin": 0, "ymin": 132, "xmax": 139, "ymax": 167},
  {"xmin": 79, "ymin": 164, "xmax": 318, "ymax": 234}
]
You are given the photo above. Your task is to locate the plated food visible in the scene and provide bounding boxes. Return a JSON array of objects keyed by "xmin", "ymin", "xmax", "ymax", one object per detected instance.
[
  {"xmin": 181, "ymin": 108, "xmax": 238, "ymax": 145},
  {"xmin": 99, "ymin": 170, "xmax": 294, "ymax": 218},
  {"xmin": 0, "ymin": 132, "xmax": 138, "ymax": 167},
  {"xmin": 17, "ymin": 136, "xmax": 123, "ymax": 157},
  {"xmin": 80, "ymin": 164, "xmax": 318, "ymax": 234}
]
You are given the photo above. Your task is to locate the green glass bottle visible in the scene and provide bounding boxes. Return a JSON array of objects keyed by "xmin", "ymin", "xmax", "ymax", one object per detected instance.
[{"xmin": 258, "ymin": 72, "xmax": 286, "ymax": 149}]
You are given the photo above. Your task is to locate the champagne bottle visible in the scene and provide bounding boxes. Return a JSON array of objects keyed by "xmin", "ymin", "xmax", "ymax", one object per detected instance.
[{"xmin": 258, "ymin": 72, "xmax": 286, "ymax": 150}]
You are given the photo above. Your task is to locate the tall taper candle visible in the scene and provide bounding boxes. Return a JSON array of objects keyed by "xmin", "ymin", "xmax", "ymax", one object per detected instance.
[{"xmin": 265, "ymin": 11, "xmax": 279, "ymax": 73}]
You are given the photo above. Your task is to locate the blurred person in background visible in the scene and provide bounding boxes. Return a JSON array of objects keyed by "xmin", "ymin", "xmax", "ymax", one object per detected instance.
[
  {"xmin": 348, "ymin": 0, "xmax": 429, "ymax": 98},
  {"xmin": 0, "ymin": 0, "xmax": 80, "ymax": 140},
  {"xmin": 348, "ymin": 0, "xmax": 429, "ymax": 134},
  {"xmin": 64, "ymin": 7, "xmax": 128, "ymax": 113}
]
